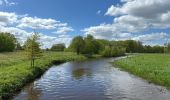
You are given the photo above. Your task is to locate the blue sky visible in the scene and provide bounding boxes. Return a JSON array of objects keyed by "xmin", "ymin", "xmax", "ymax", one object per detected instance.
[
  {"xmin": 0, "ymin": 0, "xmax": 170, "ymax": 48},
  {"xmin": 1, "ymin": 0, "xmax": 116, "ymax": 36}
]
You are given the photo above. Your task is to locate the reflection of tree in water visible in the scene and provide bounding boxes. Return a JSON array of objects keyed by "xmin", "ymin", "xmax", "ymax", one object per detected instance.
[
  {"xmin": 25, "ymin": 84, "xmax": 42, "ymax": 100},
  {"xmin": 72, "ymin": 68, "xmax": 92, "ymax": 80}
]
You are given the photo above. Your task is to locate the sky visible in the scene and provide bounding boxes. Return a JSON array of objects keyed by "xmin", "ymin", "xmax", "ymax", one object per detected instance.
[{"xmin": 0, "ymin": 0, "xmax": 170, "ymax": 48}]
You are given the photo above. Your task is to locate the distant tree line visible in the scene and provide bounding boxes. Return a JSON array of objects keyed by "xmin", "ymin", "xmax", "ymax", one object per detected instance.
[
  {"xmin": 64, "ymin": 35, "xmax": 167, "ymax": 57},
  {"xmin": 0, "ymin": 32, "xmax": 168, "ymax": 57},
  {"xmin": 110, "ymin": 40, "xmax": 165, "ymax": 53}
]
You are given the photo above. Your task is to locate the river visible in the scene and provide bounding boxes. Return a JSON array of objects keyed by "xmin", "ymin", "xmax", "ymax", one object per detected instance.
[{"xmin": 12, "ymin": 57, "xmax": 170, "ymax": 100}]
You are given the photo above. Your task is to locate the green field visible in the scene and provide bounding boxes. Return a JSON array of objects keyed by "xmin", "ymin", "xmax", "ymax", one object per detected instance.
[
  {"xmin": 0, "ymin": 51, "xmax": 87, "ymax": 98},
  {"xmin": 114, "ymin": 54, "xmax": 170, "ymax": 88}
]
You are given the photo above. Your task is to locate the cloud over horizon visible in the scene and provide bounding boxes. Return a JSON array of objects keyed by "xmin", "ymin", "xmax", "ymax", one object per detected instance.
[
  {"xmin": 83, "ymin": 0, "xmax": 170, "ymax": 45},
  {"xmin": 0, "ymin": 11, "xmax": 74, "ymax": 48}
]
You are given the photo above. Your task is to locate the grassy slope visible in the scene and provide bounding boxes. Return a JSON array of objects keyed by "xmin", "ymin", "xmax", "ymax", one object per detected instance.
[
  {"xmin": 0, "ymin": 51, "xmax": 86, "ymax": 98},
  {"xmin": 114, "ymin": 54, "xmax": 170, "ymax": 88}
]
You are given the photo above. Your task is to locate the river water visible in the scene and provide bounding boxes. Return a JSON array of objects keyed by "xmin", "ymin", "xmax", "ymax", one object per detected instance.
[{"xmin": 12, "ymin": 58, "xmax": 170, "ymax": 100}]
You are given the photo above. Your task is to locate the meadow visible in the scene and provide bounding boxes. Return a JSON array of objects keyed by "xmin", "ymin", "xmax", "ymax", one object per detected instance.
[
  {"xmin": 0, "ymin": 51, "xmax": 87, "ymax": 98},
  {"xmin": 114, "ymin": 54, "xmax": 170, "ymax": 88}
]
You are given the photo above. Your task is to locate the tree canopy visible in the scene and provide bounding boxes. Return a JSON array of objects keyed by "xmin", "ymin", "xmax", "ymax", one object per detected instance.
[
  {"xmin": 68, "ymin": 36, "xmax": 85, "ymax": 55},
  {"xmin": 0, "ymin": 32, "xmax": 16, "ymax": 52}
]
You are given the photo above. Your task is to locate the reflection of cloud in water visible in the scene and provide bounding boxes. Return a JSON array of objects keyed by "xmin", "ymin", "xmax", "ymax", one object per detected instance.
[{"xmin": 13, "ymin": 58, "xmax": 170, "ymax": 100}]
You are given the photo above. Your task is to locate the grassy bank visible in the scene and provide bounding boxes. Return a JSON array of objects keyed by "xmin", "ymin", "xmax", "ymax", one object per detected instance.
[
  {"xmin": 0, "ymin": 51, "xmax": 87, "ymax": 99},
  {"xmin": 114, "ymin": 54, "xmax": 170, "ymax": 88}
]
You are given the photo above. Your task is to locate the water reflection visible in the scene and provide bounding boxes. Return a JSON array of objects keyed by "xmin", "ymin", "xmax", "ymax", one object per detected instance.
[
  {"xmin": 72, "ymin": 68, "xmax": 86, "ymax": 80},
  {"xmin": 72, "ymin": 68, "xmax": 92, "ymax": 80},
  {"xmin": 13, "ymin": 83, "xmax": 42, "ymax": 100},
  {"xmin": 12, "ymin": 58, "xmax": 170, "ymax": 100},
  {"xmin": 26, "ymin": 84, "xmax": 41, "ymax": 100}
]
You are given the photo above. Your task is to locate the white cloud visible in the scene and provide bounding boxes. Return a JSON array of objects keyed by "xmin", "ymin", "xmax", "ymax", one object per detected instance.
[
  {"xmin": 82, "ymin": 23, "xmax": 133, "ymax": 40},
  {"xmin": 105, "ymin": 0, "xmax": 170, "ymax": 29},
  {"xmin": 0, "ymin": 26, "xmax": 72, "ymax": 48},
  {"xmin": 83, "ymin": 0, "xmax": 170, "ymax": 45},
  {"xmin": 82, "ymin": 24, "xmax": 115, "ymax": 40},
  {"xmin": 105, "ymin": 5, "xmax": 123, "ymax": 16},
  {"xmin": 39, "ymin": 33, "xmax": 72, "ymax": 48},
  {"xmin": 83, "ymin": 23, "xmax": 168, "ymax": 45},
  {"xmin": 106, "ymin": 0, "xmax": 170, "ymax": 18},
  {"xmin": 54, "ymin": 27, "xmax": 74, "ymax": 34},
  {"xmin": 0, "ymin": 11, "xmax": 73, "ymax": 48},
  {"xmin": 0, "ymin": 12, "xmax": 18, "ymax": 26},
  {"xmin": 17, "ymin": 17, "xmax": 67, "ymax": 30},
  {"xmin": 0, "ymin": 0, "xmax": 17, "ymax": 6},
  {"xmin": 133, "ymin": 32, "xmax": 168, "ymax": 42},
  {"xmin": 0, "ymin": 26, "xmax": 32, "ymax": 44}
]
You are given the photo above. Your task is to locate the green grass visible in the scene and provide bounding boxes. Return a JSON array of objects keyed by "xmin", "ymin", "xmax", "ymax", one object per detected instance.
[
  {"xmin": 114, "ymin": 54, "xmax": 170, "ymax": 88},
  {"xmin": 0, "ymin": 51, "xmax": 87, "ymax": 98}
]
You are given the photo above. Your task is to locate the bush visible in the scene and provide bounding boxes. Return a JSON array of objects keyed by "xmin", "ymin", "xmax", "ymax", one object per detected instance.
[
  {"xmin": 51, "ymin": 43, "xmax": 65, "ymax": 52},
  {"xmin": 101, "ymin": 46, "xmax": 126, "ymax": 57}
]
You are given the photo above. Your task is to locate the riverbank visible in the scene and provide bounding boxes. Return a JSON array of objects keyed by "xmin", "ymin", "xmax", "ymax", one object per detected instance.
[
  {"xmin": 114, "ymin": 54, "xmax": 170, "ymax": 88},
  {"xmin": 0, "ymin": 51, "xmax": 90, "ymax": 99}
]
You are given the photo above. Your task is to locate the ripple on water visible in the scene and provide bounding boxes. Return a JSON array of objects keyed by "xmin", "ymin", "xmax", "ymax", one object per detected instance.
[{"xmin": 12, "ymin": 58, "xmax": 170, "ymax": 100}]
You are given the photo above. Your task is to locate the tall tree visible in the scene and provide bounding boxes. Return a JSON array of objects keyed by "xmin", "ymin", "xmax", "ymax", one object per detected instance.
[
  {"xmin": 25, "ymin": 33, "xmax": 42, "ymax": 67},
  {"xmin": 0, "ymin": 32, "xmax": 16, "ymax": 52},
  {"xmin": 83, "ymin": 34, "xmax": 97, "ymax": 55},
  {"xmin": 69, "ymin": 36, "xmax": 85, "ymax": 55}
]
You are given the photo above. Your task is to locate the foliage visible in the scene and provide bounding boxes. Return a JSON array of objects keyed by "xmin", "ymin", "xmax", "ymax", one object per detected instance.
[
  {"xmin": 83, "ymin": 35, "xmax": 99, "ymax": 55},
  {"xmin": 68, "ymin": 36, "xmax": 85, "ymax": 55},
  {"xmin": 0, "ymin": 32, "xmax": 16, "ymax": 52},
  {"xmin": 51, "ymin": 43, "xmax": 65, "ymax": 51},
  {"xmin": 110, "ymin": 40, "xmax": 164, "ymax": 53},
  {"xmin": 143, "ymin": 45, "xmax": 164, "ymax": 53},
  {"xmin": 102, "ymin": 46, "xmax": 126, "ymax": 57},
  {"xmin": 24, "ymin": 33, "xmax": 42, "ymax": 67},
  {"xmin": 68, "ymin": 34, "xmax": 126, "ymax": 57},
  {"xmin": 101, "ymin": 46, "xmax": 112, "ymax": 57}
]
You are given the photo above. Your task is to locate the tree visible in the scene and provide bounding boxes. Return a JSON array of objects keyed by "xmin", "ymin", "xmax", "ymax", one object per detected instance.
[
  {"xmin": 0, "ymin": 32, "xmax": 16, "ymax": 52},
  {"xmin": 83, "ymin": 34, "xmax": 99, "ymax": 55},
  {"xmin": 25, "ymin": 33, "xmax": 42, "ymax": 67},
  {"xmin": 69, "ymin": 36, "xmax": 85, "ymax": 55},
  {"xmin": 51, "ymin": 43, "xmax": 65, "ymax": 51},
  {"xmin": 101, "ymin": 46, "xmax": 126, "ymax": 57},
  {"xmin": 101, "ymin": 46, "xmax": 112, "ymax": 57}
]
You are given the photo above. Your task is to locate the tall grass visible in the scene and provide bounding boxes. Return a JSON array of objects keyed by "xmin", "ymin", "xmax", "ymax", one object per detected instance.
[
  {"xmin": 114, "ymin": 54, "xmax": 170, "ymax": 88},
  {"xmin": 0, "ymin": 51, "xmax": 86, "ymax": 99}
]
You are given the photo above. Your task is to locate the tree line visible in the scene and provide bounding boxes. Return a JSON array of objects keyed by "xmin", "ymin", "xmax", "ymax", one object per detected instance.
[
  {"xmin": 64, "ymin": 35, "xmax": 167, "ymax": 57},
  {"xmin": 0, "ymin": 32, "xmax": 169, "ymax": 58}
]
